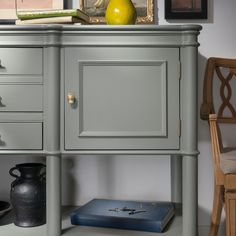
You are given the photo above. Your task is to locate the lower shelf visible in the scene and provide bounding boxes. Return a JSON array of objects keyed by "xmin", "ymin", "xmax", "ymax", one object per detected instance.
[
  {"xmin": 64, "ymin": 206, "xmax": 182, "ymax": 236},
  {"xmin": 0, "ymin": 206, "xmax": 227, "ymax": 236},
  {"xmin": 0, "ymin": 206, "xmax": 182, "ymax": 236}
]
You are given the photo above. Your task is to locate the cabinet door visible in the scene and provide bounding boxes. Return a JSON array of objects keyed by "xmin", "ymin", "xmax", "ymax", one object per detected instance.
[{"xmin": 64, "ymin": 47, "xmax": 180, "ymax": 150}]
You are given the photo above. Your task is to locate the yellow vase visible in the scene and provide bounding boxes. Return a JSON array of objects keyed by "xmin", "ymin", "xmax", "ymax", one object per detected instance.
[{"xmin": 105, "ymin": 0, "xmax": 137, "ymax": 25}]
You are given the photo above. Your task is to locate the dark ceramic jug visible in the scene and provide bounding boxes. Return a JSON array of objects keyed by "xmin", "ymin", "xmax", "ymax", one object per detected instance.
[{"xmin": 9, "ymin": 163, "xmax": 46, "ymax": 227}]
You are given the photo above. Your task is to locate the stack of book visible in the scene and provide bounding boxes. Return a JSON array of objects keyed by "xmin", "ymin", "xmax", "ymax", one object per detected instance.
[{"xmin": 15, "ymin": 9, "xmax": 90, "ymax": 25}]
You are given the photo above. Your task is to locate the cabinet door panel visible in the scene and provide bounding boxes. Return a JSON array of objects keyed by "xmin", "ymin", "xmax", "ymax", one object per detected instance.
[{"xmin": 64, "ymin": 47, "xmax": 180, "ymax": 150}]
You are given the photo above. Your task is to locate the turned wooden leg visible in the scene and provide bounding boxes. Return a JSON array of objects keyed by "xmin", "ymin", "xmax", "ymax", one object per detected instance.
[
  {"xmin": 225, "ymin": 191, "xmax": 236, "ymax": 236},
  {"xmin": 209, "ymin": 184, "xmax": 224, "ymax": 236}
]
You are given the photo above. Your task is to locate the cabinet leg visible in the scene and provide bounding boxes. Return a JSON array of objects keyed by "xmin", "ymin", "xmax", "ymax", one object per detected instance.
[
  {"xmin": 171, "ymin": 155, "xmax": 182, "ymax": 207},
  {"xmin": 182, "ymin": 155, "xmax": 198, "ymax": 236},
  {"xmin": 47, "ymin": 155, "xmax": 61, "ymax": 236}
]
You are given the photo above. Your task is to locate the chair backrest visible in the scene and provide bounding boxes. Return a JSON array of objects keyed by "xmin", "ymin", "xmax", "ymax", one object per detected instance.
[
  {"xmin": 200, "ymin": 57, "xmax": 236, "ymax": 152},
  {"xmin": 201, "ymin": 57, "xmax": 236, "ymax": 123}
]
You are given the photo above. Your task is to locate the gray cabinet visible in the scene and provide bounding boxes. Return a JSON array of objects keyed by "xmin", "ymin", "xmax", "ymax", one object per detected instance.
[
  {"xmin": 64, "ymin": 47, "xmax": 180, "ymax": 150},
  {"xmin": 0, "ymin": 25, "xmax": 201, "ymax": 236}
]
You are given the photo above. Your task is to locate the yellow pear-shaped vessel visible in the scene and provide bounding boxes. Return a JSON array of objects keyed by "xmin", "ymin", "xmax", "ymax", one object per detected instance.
[{"xmin": 105, "ymin": 0, "xmax": 137, "ymax": 25}]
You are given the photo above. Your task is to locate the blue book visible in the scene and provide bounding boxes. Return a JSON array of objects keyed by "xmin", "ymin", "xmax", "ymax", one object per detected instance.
[{"xmin": 70, "ymin": 199, "xmax": 175, "ymax": 233}]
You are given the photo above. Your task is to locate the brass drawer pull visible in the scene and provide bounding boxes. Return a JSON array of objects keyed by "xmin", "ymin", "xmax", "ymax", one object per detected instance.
[{"xmin": 67, "ymin": 93, "xmax": 76, "ymax": 105}]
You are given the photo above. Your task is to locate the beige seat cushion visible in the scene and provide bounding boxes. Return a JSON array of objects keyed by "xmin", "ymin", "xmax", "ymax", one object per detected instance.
[{"xmin": 220, "ymin": 150, "xmax": 236, "ymax": 174}]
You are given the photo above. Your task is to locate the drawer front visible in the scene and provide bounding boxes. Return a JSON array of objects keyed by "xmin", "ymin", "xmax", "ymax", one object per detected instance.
[
  {"xmin": 0, "ymin": 123, "xmax": 42, "ymax": 150},
  {"xmin": 64, "ymin": 47, "xmax": 180, "ymax": 150},
  {"xmin": 0, "ymin": 48, "xmax": 42, "ymax": 75},
  {"xmin": 0, "ymin": 85, "xmax": 43, "ymax": 111}
]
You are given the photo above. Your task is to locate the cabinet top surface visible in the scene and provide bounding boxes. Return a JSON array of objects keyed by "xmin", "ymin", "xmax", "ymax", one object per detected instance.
[
  {"xmin": 0, "ymin": 24, "xmax": 202, "ymax": 32},
  {"xmin": 0, "ymin": 24, "xmax": 201, "ymax": 47}
]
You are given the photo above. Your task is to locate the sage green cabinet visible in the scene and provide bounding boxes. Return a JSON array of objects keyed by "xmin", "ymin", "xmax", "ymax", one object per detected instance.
[
  {"xmin": 64, "ymin": 47, "xmax": 180, "ymax": 150},
  {"xmin": 0, "ymin": 25, "xmax": 201, "ymax": 236}
]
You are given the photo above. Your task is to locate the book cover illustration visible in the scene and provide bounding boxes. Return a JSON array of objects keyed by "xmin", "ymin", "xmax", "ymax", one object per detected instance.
[{"xmin": 70, "ymin": 199, "xmax": 175, "ymax": 233}]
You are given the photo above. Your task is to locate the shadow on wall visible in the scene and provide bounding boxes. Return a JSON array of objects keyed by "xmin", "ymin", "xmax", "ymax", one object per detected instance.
[
  {"xmin": 61, "ymin": 155, "xmax": 170, "ymax": 206},
  {"xmin": 198, "ymin": 53, "xmax": 210, "ymax": 143},
  {"xmin": 62, "ymin": 156, "xmax": 77, "ymax": 205},
  {"xmin": 198, "ymin": 53, "xmax": 214, "ymax": 226},
  {"xmin": 198, "ymin": 206, "xmax": 211, "ymax": 226},
  {"xmin": 61, "ymin": 155, "xmax": 116, "ymax": 206}
]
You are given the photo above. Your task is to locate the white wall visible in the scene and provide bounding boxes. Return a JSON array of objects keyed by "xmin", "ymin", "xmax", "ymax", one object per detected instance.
[
  {"xmin": 1, "ymin": 0, "xmax": 236, "ymax": 228},
  {"xmin": 61, "ymin": 155, "xmax": 170, "ymax": 205}
]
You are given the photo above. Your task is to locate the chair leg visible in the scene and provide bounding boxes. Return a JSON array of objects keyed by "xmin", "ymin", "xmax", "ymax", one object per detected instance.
[
  {"xmin": 225, "ymin": 191, "xmax": 236, "ymax": 236},
  {"xmin": 209, "ymin": 185, "xmax": 224, "ymax": 236}
]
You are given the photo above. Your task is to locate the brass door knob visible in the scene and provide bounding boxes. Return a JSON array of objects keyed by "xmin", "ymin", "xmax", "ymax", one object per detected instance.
[{"xmin": 67, "ymin": 93, "xmax": 76, "ymax": 104}]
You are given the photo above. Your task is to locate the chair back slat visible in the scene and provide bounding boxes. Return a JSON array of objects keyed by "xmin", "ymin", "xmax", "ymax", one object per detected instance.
[
  {"xmin": 217, "ymin": 117, "xmax": 236, "ymax": 124},
  {"xmin": 201, "ymin": 57, "xmax": 236, "ymax": 121}
]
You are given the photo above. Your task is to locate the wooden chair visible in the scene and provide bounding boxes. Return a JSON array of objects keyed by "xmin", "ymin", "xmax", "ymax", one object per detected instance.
[{"xmin": 200, "ymin": 57, "xmax": 236, "ymax": 236}]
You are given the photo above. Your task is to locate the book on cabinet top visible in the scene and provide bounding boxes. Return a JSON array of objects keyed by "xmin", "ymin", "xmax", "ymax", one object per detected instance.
[
  {"xmin": 15, "ymin": 16, "xmax": 88, "ymax": 25},
  {"xmin": 17, "ymin": 9, "xmax": 90, "ymax": 23}
]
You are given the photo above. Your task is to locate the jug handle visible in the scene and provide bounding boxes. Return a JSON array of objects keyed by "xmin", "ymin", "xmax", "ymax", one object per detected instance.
[
  {"xmin": 9, "ymin": 167, "xmax": 20, "ymax": 179},
  {"xmin": 39, "ymin": 164, "xmax": 46, "ymax": 180},
  {"xmin": 40, "ymin": 172, "xmax": 46, "ymax": 180}
]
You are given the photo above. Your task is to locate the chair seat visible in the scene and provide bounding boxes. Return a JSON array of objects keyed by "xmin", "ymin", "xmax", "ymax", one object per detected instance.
[{"xmin": 221, "ymin": 149, "xmax": 236, "ymax": 174}]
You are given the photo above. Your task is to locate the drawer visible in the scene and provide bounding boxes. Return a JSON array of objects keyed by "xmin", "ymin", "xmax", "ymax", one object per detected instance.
[
  {"xmin": 0, "ymin": 48, "xmax": 42, "ymax": 75},
  {"xmin": 0, "ymin": 85, "xmax": 43, "ymax": 111},
  {"xmin": 0, "ymin": 123, "xmax": 42, "ymax": 150}
]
